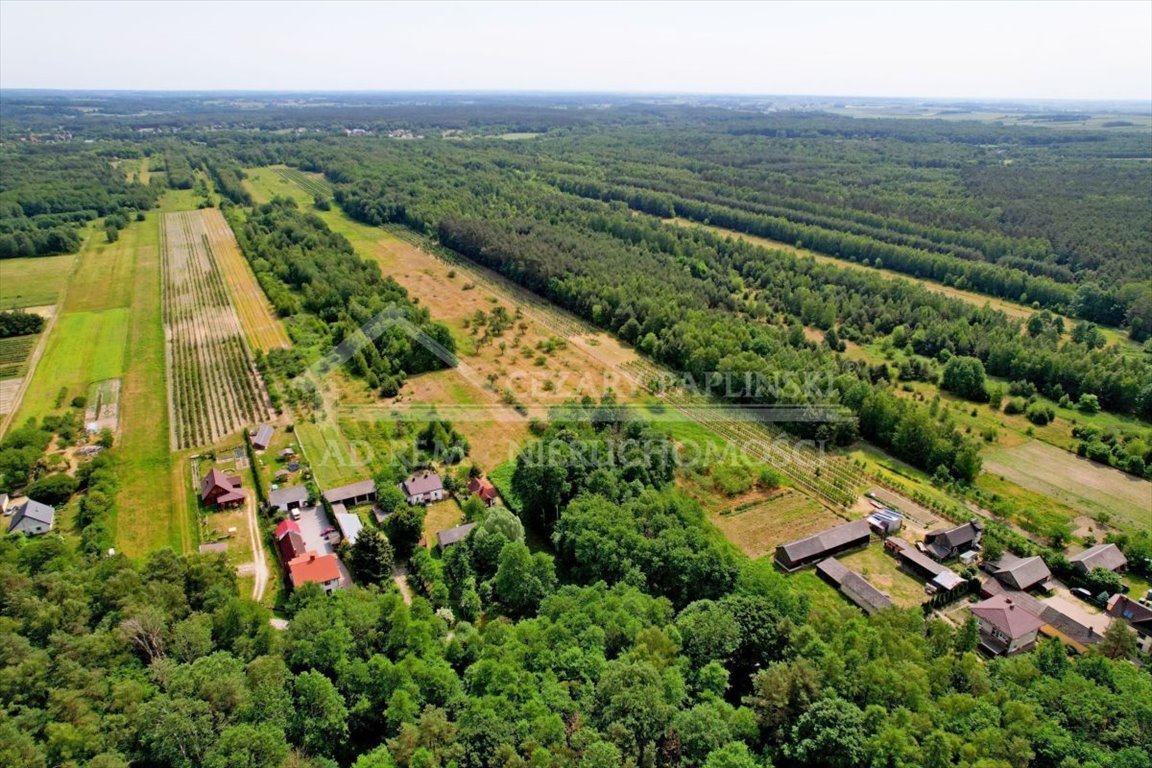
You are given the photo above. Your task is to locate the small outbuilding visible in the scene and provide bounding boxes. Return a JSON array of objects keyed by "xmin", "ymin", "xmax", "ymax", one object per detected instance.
[
  {"xmin": 988, "ymin": 554, "xmax": 1053, "ymax": 592},
  {"xmin": 252, "ymin": 424, "xmax": 275, "ymax": 451},
  {"xmin": 323, "ymin": 480, "xmax": 377, "ymax": 508},
  {"xmin": 436, "ymin": 522, "xmax": 478, "ymax": 551},
  {"xmin": 467, "ymin": 476, "xmax": 498, "ymax": 506},
  {"xmin": 269, "ymin": 485, "xmax": 309, "ymax": 514},
  {"xmin": 1070, "ymin": 543, "xmax": 1127, "ymax": 575}
]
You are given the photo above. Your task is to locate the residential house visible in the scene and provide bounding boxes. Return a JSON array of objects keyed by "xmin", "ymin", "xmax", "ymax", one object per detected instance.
[
  {"xmin": 923, "ymin": 520, "xmax": 982, "ymax": 561},
  {"xmin": 987, "ymin": 554, "xmax": 1053, "ymax": 592},
  {"xmin": 1106, "ymin": 594, "xmax": 1152, "ymax": 654},
  {"xmin": 774, "ymin": 519, "xmax": 872, "ymax": 572},
  {"xmin": 816, "ymin": 557, "xmax": 894, "ymax": 615},
  {"xmin": 436, "ymin": 522, "xmax": 478, "ymax": 552},
  {"xmin": 6, "ymin": 499, "xmax": 55, "ymax": 536},
  {"xmin": 200, "ymin": 469, "xmax": 244, "ymax": 509},
  {"xmin": 323, "ymin": 480, "xmax": 377, "ymax": 508},
  {"xmin": 274, "ymin": 519, "xmax": 307, "ymax": 564},
  {"xmin": 288, "ymin": 552, "xmax": 343, "ymax": 594},
  {"xmin": 402, "ymin": 471, "xmax": 445, "ymax": 506},
  {"xmin": 980, "ymin": 578, "xmax": 1103, "ymax": 652},
  {"xmin": 887, "ymin": 537, "xmax": 966, "ymax": 593},
  {"xmin": 970, "ymin": 594, "xmax": 1046, "ymax": 656},
  {"xmin": 1070, "ymin": 543, "xmax": 1128, "ymax": 575},
  {"xmin": 269, "ymin": 485, "xmax": 309, "ymax": 514},
  {"xmin": 467, "ymin": 476, "xmax": 498, "ymax": 506}
]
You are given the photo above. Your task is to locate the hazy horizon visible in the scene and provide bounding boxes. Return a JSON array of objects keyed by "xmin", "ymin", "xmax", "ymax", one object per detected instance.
[{"xmin": 2, "ymin": 0, "xmax": 1150, "ymax": 101}]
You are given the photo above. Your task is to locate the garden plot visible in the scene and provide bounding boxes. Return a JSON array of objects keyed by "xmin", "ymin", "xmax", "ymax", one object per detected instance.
[{"xmin": 161, "ymin": 211, "xmax": 273, "ymax": 449}]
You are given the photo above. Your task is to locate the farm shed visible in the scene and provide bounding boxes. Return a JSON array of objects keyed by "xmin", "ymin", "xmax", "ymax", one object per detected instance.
[
  {"xmin": 816, "ymin": 557, "xmax": 893, "ymax": 615},
  {"xmin": 866, "ymin": 509, "xmax": 903, "ymax": 535},
  {"xmin": 467, "ymin": 476, "xmax": 498, "ymax": 506},
  {"xmin": 1070, "ymin": 543, "xmax": 1127, "ymax": 574},
  {"xmin": 6, "ymin": 499, "xmax": 55, "ymax": 536},
  {"xmin": 401, "ymin": 472, "xmax": 445, "ymax": 505},
  {"xmin": 269, "ymin": 485, "xmax": 309, "ymax": 513},
  {"xmin": 887, "ymin": 538, "xmax": 966, "ymax": 593},
  {"xmin": 323, "ymin": 479, "xmax": 377, "ymax": 508},
  {"xmin": 334, "ymin": 511, "xmax": 364, "ymax": 546},
  {"xmin": 252, "ymin": 424, "xmax": 275, "ymax": 450},
  {"xmin": 200, "ymin": 469, "xmax": 244, "ymax": 509},
  {"xmin": 436, "ymin": 522, "xmax": 478, "ymax": 551},
  {"xmin": 774, "ymin": 519, "xmax": 871, "ymax": 572}
]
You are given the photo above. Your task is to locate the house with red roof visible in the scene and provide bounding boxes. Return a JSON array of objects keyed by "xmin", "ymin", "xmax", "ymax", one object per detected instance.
[
  {"xmin": 467, "ymin": 476, "xmax": 498, "ymax": 506},
  {"xmin": 274, "ymin": 518, "xmax": 306, "ymax": 564},
  {"xmin": 200, "ymin": 469, "xmax": 244, "ymax": 509},
  {"xmin": 970, "ymin": 594, "xmax": 1046, "ymax": 656},
  {"xmin": 288, "ymin": 552, "xmax": 343, "ymax": 594}
]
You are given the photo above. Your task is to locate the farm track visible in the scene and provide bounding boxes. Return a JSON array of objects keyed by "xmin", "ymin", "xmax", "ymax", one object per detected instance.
[{"xmin": 161, "ymin": 211, "xmax": 274, "ymax": 449}]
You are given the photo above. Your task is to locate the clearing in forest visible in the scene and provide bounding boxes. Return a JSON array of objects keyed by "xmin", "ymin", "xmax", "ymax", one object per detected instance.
[
  {"xmin": 161, "ymin": 210, "xmax": 272, "ymax": 449},
  {"xmin": 983, "ymin": 441, "xmax": 1152, "ymax": 533},
  {"xmin": 200, "ymin": 208, "xmax": 291, "ymax": 351}
]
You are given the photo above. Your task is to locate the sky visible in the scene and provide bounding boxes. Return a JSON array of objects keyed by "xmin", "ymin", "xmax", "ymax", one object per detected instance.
[{"xmin": 1, "ymin": 0, "xmax": 1150, "ymax": 100}]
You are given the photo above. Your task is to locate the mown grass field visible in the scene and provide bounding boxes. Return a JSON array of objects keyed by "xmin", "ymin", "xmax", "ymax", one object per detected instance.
[
  {"xmin": 113, "ymin": 201, "xmax": 190, "ymax": 557},
  {"xmin": 0, "ymin": 253, "xmax": 77, "ymax": 309},
  {"xmin": 839, "ymin": 545, "xmax": 927, "ymax": 609},
  {"xmin": 983, "ymin": 441, "xmax": 1152, "ymax": 533},
  {"xmin": 708, "ymin": 488, "xmax": 843, "ymax": 559}
]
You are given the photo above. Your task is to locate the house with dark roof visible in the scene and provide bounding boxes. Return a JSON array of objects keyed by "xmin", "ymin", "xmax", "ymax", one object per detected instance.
[
  {"xmin": 816, "ymin": 557, "xmax": 894, "ymax": 615},
  {"xmin": 7, "ymin": 499, "xmax": 55, "ymax": 536},
  {"xmin": 436, "ymin": 522, "xmax": 478, "ymax": 551},
  {"xmin": 1107, "ymin": 594, "xmax": 1152, "ymax": 655},
  {"xmin": 1070, "ymin": 543, "xmax": 1127, "ymax": 575},
  {"xmin": 402, "ymin": 472, "xmax": 445, "ymax": 506},
  {"xmin": 322, "ymin": 480, "xmax": 377, "ymax": 508},
  {"xmin": 467, "ymin": 476, "xmax": 498, "ymax": 506},
  {"xmin": 922, "ymin": 520, "xmax": 982, "ymax": 561},
  {"xmin": 980, "ymin": 578, "xmax": 1103, "ymax": 653},
  {"xmin": 288, "ymin": 552, "xmax": 344, "ymax": 593},
  {"xmin": 200, "ymin": 469, "xmax": 244, "ymax": 509},
  {"xmin": 269, "ymin": 485, "xmax": 309, "ymax": 513},
  {"xmin": 275, "ymin": 519, "xmax": 307, "ymax": 564},
  {"xmin": 252, "ymin": 424, "xmax": 275, "ymax": 451},
  {"xmin": 775, "ymin": 519, "xmax": 872, "ymax": 572},
  {"xmin": 987, "ymin": 554, "xmax": 1053, "ymax": 592},
  {"xmin": 970, "ymin": 594, "xmax": 1046, "ymax": 656}
]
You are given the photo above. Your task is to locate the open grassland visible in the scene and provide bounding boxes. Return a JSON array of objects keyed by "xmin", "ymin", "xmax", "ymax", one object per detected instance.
[
  {"xmin": 983, "ymin": 441, "xmax": 1152, "ymax": 532},
  {"xmin": 707, "ymin": 488, "xmax": 844, "ymax": 560},
  {"xmin": 0, "ymin": 253, "xmax": 77, "ymax": 309},
  {"xmin": 161, "ymin": 210, "xmax": 272, "ymax": 449},
  {"xmin": 200, "ymin": 208, "xmax": 291, "ymax": 351},
  {"xmin": 293, "ymin": 421, "xmax": 373, "ymax": 489},
  {"xmin": 64, "ymin": 220, "xmax": 145, "ymax": 312}
]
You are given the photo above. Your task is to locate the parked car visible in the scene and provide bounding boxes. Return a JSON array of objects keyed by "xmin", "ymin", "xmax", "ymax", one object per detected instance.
[{"xmin": 1071, "ymin": 587, "xmax": 1094, "ymax": 603}]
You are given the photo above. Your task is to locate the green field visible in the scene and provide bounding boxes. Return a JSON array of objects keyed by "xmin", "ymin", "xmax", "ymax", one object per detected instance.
[
  {"xmin": 11, "ymin": 309, "xmax": 129, "ymax": 424},
  {"xmin": 0, "ymin": 253, "xmax": 77, "ymax": 309},
  {"xmin": 0, "ymin": 335, "xmax": 37, "ymax": 378},
  {"xmin": 113, "ymin": 204, "xmax": 188, "ymax": 557}
]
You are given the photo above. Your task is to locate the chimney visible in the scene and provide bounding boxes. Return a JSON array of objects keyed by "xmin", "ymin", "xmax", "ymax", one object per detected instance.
[{"xmin": 309, "ymin": 554, "xmax": 316, "ymax": 562}]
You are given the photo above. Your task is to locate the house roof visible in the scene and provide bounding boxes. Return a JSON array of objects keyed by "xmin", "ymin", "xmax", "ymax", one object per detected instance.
[
  {"xmin": 323, "ymin": 480, "xmax": 377, "ymax": 504},
  {"xmin": 1070, "ymin": 543, "xmax": 1127, "ymax": 573},
  {"xmin": 970, "ymin": 594, "xmax": 1046, "ymax": 639},
  {"xmin": 402, "ymin": 472, "xmax": 444, "ymax": 497},
  {"xmin": 7, "ymin": 499, "xmax": 55, "ymax": 534},
  {"xmin": 816, "ymin": 557, "xmax": 893, "ymax": 614},
  {"xmin": 274, "ymin": 518, "xmax": 301, "ymax": 540},
  {"xmin": 778, "ymin": 519, "xmax": 871, "ymax": 564},
  {"xmin": 981, "ymin": 579, "xmax": 1102, "ymax": 648},
  {"xmin": 992, "ymin": 555, "xmax": 1052, "ymax": 591},
  {"xmin": 925, "ymin": 520, "xmax": 981, "ymax": 553},
  {"xmin": 214, "ymin": 490, "xmax": 245, "ymax": 506},
  {"xmin": 1107, "ymin": 594, "xmax": 1152, "ymax": 635},
  {"xmin": 436, "ymin": 522, "xmax": 478, "ymax": 549},
  {"xmin": 200, "ymin": 468, "xmax": 234, "ymax": 499},
  {"xmin": 334, "ymin": 512, "xmax": 363, "ymax": 546},
  {"xmin": 253, "ymin": 424, "xmax": 274, "ymax": 447},
  {"xmin": 288, "ymin": 552, "xmax": 342, "ymax": 587},
  {"xmin": 277, "ymin": 530, "xmax": 306, "ymax": 562},
  {"xmin": 269, "ymin": 485, "xmax": 309, "ymax": 509},
  {"xmin": 468, "ymin": 476, "xmax": 497, "ymax": 500}
]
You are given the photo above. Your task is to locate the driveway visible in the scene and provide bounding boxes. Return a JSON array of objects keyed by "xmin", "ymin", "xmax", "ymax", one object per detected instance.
[{"xmin": 296, "ymin": 504, "xmax": 337, "ymax": 554}]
